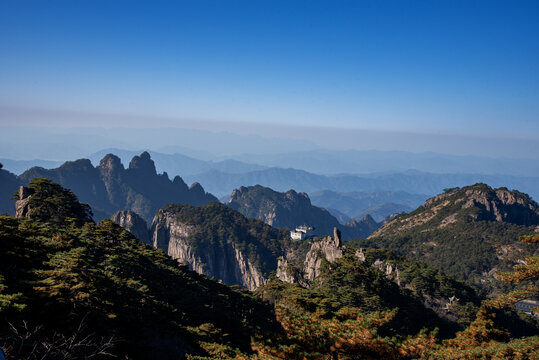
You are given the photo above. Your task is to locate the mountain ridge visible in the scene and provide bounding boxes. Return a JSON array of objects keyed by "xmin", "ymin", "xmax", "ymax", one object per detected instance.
[
  {"xmin": 14, "ymin": 152, "xmax": 217, "ymax": 222},
  {"xmin": 355, "ymin": 183, "xmax": 539, "ymax": 293}
]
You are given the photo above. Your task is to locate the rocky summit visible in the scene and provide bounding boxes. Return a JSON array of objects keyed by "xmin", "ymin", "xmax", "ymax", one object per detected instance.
[{"xmin": 359, "ymin": 183, "xmax": 539, "ymax": 293}]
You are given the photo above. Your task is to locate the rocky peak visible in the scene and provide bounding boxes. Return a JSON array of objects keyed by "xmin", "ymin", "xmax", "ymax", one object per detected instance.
[
  {"xmin": 111, "ymin": 210, "xmax": 150, "ymax": 244},
  {"xmin": 189, "ymin": 182, "xmax": 205, "ymax": 197},
  {"xmin": 333, "ymin": 227, "xmax": 342, "ymax": 247},
  {"xmin": 228, "ymin": 186, "xmax": 247, "ymax": 203},
  {"xmin": 172, "ymin": 175, "xmax": 189, "ymax": 192},
  {"xmin": 128, "ymin": 151, "xmax": 156, "ymax": 175},
  {"xmin": 99, "ymin": 154, "xmax": 124, "ymax": 178}
]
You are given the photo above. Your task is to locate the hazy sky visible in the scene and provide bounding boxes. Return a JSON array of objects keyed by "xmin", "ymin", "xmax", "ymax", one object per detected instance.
[{"xmin": 1, "ymin": 1, "xmax": 538, "ymax": 153}]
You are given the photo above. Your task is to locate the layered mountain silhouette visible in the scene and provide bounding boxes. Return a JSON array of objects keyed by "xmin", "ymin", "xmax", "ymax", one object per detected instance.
[
  {"xmin": 227, "ymin": 185, "xmax": 380, "ymax": 240},
  {"xmin": 7, "ymin": 152, "xmax": 217, "ymax": 222},
  {"xmin": 309, "ymin": 190, "xmax": 428, "ymax": 222}
]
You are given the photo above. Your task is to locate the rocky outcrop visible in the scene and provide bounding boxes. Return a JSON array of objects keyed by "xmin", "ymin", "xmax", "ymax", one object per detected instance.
[
  {"xmin": 228, "ymin": 185, "xmax": 381, "ymax": 240},
  {"xmin": 355, "ymin": 248, "xmax": 401, "ymax": 285},
  {"xmin": 277, "ymin": 227, "xmax": 344, "ymax": 284},
  {"xmin": 462, "ymin": 187, "xmax": 539, "ymax": 225},
  {"xmin": 303, "ymin": 227, "xmax": 344, "ymax": 282},
  {"xmin": 149, "ymin": 204, "xmax": 275, "ymax": 291},
  {"xmin": 372, "ymin": 259, "xmax": 401, "ymax": 286},
  {"xmin": 111, "ymin": 210, "xmax": 151, "ymax": 244},
  {"xmin": 276, "ymin": 257, "xmax": 306, "ymax": 285},
  {"xmin": 14, "ymin": 186, "xmax": 33, "ymax": 218}
]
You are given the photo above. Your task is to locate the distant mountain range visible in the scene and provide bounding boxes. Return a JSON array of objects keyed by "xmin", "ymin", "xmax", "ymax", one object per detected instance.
[
  {"xmin": 86, "ymin": 148, "xmax": 267, "ymax": 176},
  {"xmin": 185, "ymin": 167, "xmax": 539, "ymax": 202},
  {"xmin": 3, "ymin": 148, "xmax": 539, "ymax": 225},
  {"xmin": 309, "ymin": 190, "xmax": 428, "ymax": 222},
  {"xmin": 224, "ymin": 149, "xmax": 539, "ymax": 177}
]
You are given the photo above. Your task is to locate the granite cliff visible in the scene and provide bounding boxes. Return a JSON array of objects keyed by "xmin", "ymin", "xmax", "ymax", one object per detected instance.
[{"xmin": 146, "ymin": 202, "xmax": 289, "ymax": 290}]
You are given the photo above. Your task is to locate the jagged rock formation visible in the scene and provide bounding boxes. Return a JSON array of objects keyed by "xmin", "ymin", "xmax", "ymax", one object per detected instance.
[
  {"xmin": 275, "ymin": 228, "xmax": 477, "ymax": 325},
  {"xmin": 276, "ymin": 227, "xmax": 345, "ymax": 285},
  {"xmin": 111, "ymin": 210, "xmax": 151, "ymax": 244},
  {"xmin": 17, "ymin": 152, "xmax": 218, "ymax": 222},
  {"xmin": 14, "ymin": 186, "xmax": 33, "ymax": 218},
  {"xmin": 303, "ymin": 227, "xmax": 344, "ymax": 281},
  {"xmin": 148, "ymin": 202, "xmax": 287, "ymax": 291},
  {"xmin": 227, "ymin": 185, "xmax": 381, "ymax": 240},
  {"xmin": 362, "ymin": 183, "xmax": 539, "ymax": 292},
  {"xmin": 275, "ymin": 257, "xmax": 303, "ymax": 285}
]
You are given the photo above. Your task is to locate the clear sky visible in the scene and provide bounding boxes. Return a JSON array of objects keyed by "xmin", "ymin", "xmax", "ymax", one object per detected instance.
[{"xmin": 1, "ymin": 1, "xmax": 538, "ymax": 143}]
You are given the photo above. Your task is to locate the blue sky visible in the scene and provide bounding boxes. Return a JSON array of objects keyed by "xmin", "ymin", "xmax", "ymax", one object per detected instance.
[{"xmin": 1, "ymin": 1, "xmax": 538, "ymax": 145}]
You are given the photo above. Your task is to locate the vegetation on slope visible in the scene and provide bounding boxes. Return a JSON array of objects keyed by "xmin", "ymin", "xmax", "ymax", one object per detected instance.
[
  {"xmin": 0, "ymin": 179, "xmax": 278, "ymax": 359},
  {"xmin": 357, "ymin": 184, "xmax": 539, "ymax": 293},
  {"xmin": 155, "ymin": 202, "xmax": 290, "ymax": 277},
  {"xmin": 1, "ymin": 179, "xmax": 537, "ymax": 359}
]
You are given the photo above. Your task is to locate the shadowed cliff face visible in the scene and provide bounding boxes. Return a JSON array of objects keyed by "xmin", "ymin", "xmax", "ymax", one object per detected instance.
[
  {"xmin": 227, "ymin": 185, "xmax": 380, "ymax": 240},
  {"xmin": 111, "ymin": 210, "xmax": 151, "ymax": 244},
  {"xmin": 147, "ymin": 203, "xmax": 287, "ymax": 291},
  {"xmin": 16, "ymin": 152, "xmax": 218, "ymax": 222},
  {"xmin": 0, "ymin": 168, "xmax": 21, "ymax": 215}
]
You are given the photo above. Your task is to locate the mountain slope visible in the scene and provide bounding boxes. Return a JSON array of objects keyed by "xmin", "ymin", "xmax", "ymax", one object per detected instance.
[
  {"xmin": 4, "ymin": 178, "xmax": 536, "ymax": 359},
  {"xmin": 1, "ymin": 179, "xmax": 278, "ymax": 359},
  {"xmin": 227, "ymin": 185, "xmax": 380, "ymax": 240},
  {"xmin": 355, "ymin": 184, "xmax": 539, "ymax": 293}
]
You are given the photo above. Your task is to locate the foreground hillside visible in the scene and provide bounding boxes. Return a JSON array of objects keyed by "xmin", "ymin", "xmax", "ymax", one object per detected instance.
[
  {"xmin": 0, "ymin": 180, "xmax": 278, "ymax": 359},
  {"xmin": 357, "ymin": 184, "xmax": 539, "ymax": 293},
  {"xmin": 2, "ymin": 179, "xmax": 537, "ymax": 359}
]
